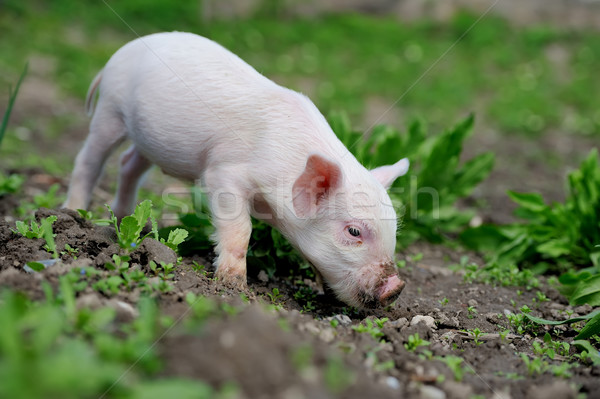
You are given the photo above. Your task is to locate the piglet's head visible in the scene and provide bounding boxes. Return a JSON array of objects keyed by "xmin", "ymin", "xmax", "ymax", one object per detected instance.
[{"xmin": 291, "ymin": 153, "xmax": 409, "ymax": 309}]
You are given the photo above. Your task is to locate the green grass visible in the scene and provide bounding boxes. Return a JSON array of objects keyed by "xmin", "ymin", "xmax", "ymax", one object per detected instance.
[{"xmin": 2, "ymin": 2, "xmax": 600, "ymax": 137}]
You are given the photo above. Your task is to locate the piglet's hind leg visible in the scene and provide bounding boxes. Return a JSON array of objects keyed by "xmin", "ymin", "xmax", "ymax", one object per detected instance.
[{"xmin": 63, "ymin": 109, "xmax": 126, "ymax": 211}]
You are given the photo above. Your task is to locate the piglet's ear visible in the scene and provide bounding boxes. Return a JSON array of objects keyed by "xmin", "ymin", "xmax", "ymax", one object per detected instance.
[
  {"xmin": 370, "ymin": 158, "xmax": 409, "ymax": 190},
  {"xmin": 293, "ymin": 153, "xmax": 342, "ymax": 218}
]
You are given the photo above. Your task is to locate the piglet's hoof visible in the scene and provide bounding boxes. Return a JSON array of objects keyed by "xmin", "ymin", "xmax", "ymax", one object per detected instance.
[{"xmin": 215, "ymin": 272, "xmax": 248, "ymax": 291}]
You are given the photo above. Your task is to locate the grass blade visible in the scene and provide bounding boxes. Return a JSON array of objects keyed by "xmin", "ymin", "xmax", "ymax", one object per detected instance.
[{"xmin": 0, "ymin": 63, "xmax": 28, "ymax": 147}]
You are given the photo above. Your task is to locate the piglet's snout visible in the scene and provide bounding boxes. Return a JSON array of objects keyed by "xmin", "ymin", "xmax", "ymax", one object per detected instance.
[{"xmin": 378, "ymin": 275, "xmax": 406, "ymax": 306}]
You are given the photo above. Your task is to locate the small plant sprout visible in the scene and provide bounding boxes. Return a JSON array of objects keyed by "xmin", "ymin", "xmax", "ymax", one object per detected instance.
[
  {"xmin": 13, "ymin": 215, "xmax": 57, "ymax": 239},
  {"xmin": 160, "ymin": 228, "xmax": 189, "ymax": 251},
  {"xmin": 520, "ymin": 353, "xmax": 548, "ymax": 376},
  {"xmin": 467, "ymin": 306, "xmax": 477, "ymax": 319},
  {"xmin": 467, "ymin": 328, "xmax": 486, "ymax": 345},
  {"xmin": 535, "ymin": 291, "xmax": 549, "ymax": 303},
  {"xmin": 191, "ymin": 261, "xmax": 206, "ymax": 274},
  {"xmin": 13, "ymin": 216, "xmax": 60, "ymax": 259},
  {"xmin": 352, "ymin": 318, "xmax": 389, "ymax": 341},
  {"xmin": 411, "ymin": 253, "xmax": 423, "ymax": 262},
  {"xmin": 61, "ymin": 244, "xmax": 78, "ymax": 259},
  {"xmin": 396, "ymin": 259, "xmax": 407, "ymax": 268},
  {"xmin": 267, "ymin": 288, "xmax": 283, "ymax": 304},
  {"xmin": 439, "ymin": 297, "xmax": 449, "ymax": 306},
  {"xmin": 106, "ymin": 200, "xmax": 158, "ymax": 251},
  {"xmin": 404, "ymin": 333, "xmax": 430, "ymax": 352},
  {"xmin": 437, "ymin": 355, "xmax": 467, "ymax": 381}
]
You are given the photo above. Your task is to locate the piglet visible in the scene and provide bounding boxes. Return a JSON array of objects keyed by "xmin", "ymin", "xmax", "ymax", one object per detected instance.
[{"xmin": 63, "ymin": 32, "xmax": 409, "ymax": 309}]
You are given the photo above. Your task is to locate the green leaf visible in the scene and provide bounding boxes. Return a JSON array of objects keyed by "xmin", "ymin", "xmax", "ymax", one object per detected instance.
[
  {"xmin": 15, "ymin": 220, "xmax": 29, "ymax": 236},
  {"xmin": 536, "ymin": 239, "xmax": 572, "ymax": 258},
  {"xmin": 26, "ymin": 261, "xmax": 46, "ymax": 272},
  {"xmin": 570, "ymin": 275, "xmax": 600, "ymax": 306},
  {"xmin": 164, "ymin": 228, "xmax": 189, "ymax": 250},
  {"xmin": 460, "ymin": 224, "xmax": 507, "ymax": 252},
  {"xmin": 1, "ymin": 63, "xmax": 28, "ymax": 146},
  {"xmin": 524, "ymin": 308, "xmax": 600, "ymax": 326},
  {"xmin": 573, "ymin": 340, "xmax": 600, "ymax": 365},
  {"xmin": 507, "ymin": 191, "xmax": 548, "ymax": 213},
  {"xmin": 133, "ymin": 199, "xmax": 153, "ymax": 235},
  {"xmin": 119, "ymin": 216, "xmax": 140, "ymax": 248},
  {"xmin": 576, "ymin": 312, "xmax": 600, "ymax": 340},
  {"xmin": 453, "ymin": 152, "xmax": 495, "ymax": 197}
]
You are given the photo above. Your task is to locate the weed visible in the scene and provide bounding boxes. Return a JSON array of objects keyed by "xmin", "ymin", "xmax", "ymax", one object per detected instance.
[
  {"xmin": 190, "ymin": 261, "xmax": 207, "ymax": 275},
  {"xmin": 266, "ymin": 287, "xmax": 283, "ymax": 304},
  {"xmin": 14, "ymin": 215, "xmax": 58, "ymax": 258},
  {"xmin": 61, "ymin": 243, "xmax": 78, "ymax": 259},
  {"xmin": 159, "ymin": 228, "xmax": 189, "ymax": 252},
  {"xmin": 404, "ymin": 333, "xmax": 430, "ymax": 352},
  {"xmin": 13, "ymin": 215, "xmax": 57, "ymax": 239},
  {"xmin": 437, "ymin": 355, "xmax": 467, "ymax": 381},
  {"xmin": 462, "ymin": 149, "xmax": 600, "ymax": 277},
  {"xmin": 106, "ymin": 200, "xmax": 158, "ymax": 252},
  {"xmin": 0, "ymin": 172, "xmax": 24, "ymax": 196},
  {"xmin": 520, "ymin": 353, "xmax": 548, "ymax": 376},
  {"xmin": 466, "ymin": 328, "xmax": 486, "ymax": 345},
  {"xmin": 353, "ymin": 318, "xmax": 389, "ymax": 341},
  {"xmin": 439, "ymin": 297, "xmax": 449, "ymax": 306},
  {"xmin": 467, "ymin": 306, "xmax": 477, "ymax": 319},
  {"xmin": 0, "ymin": 63, "xmax": 27, "ymax": 146}
]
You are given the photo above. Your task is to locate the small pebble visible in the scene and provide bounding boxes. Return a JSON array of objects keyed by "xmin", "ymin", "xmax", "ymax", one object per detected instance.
[
  {"xmin": 467, "ymin": 299, "xmax": 478, "ymax": 307},
  {"xmin": 420, "ymin": 385, "xmax": 446, "ymax": 399},
  {"xmin": 257, "ymin": 270, "xmax": 269, "ymax": 282},
  {"xmin": 385, "ymin": 376, "xmax": 401, "ymax": 390}
]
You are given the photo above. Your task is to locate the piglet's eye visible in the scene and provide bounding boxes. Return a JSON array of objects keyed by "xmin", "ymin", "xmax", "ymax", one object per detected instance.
[{"xmin": 347, "ymin": 226, "xmax": 361, "ymax": 237}]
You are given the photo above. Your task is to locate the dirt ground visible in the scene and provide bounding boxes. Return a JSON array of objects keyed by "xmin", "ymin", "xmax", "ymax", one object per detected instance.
[{"xmin": 1, "ymin": 194, "xmax": 599, "ymax": 398}]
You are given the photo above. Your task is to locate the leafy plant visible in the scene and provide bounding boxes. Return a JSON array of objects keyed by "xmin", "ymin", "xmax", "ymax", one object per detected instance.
[
  {"xmin": 13, "ymin": 215, "xmax": 57, "ymax": 239},
  {"xmin": 466, "ymin": 327, "xmax": 486, "ymax": 345},
  {"xmin": 462, "ymin": 149, "xmax": 600, "ymax": 272},
  {"xmin": 0, "ymin": 172, "xmax": 24, "ymax": 196},
  {"xmin": 524, "ymin": 308, "xmax": 600, "ymax": 340},
  {"xmin": 332, "ymin": 112, "xmax": 494, "ymax": 247},
  {"xmin": 352, "ymin": 317, "xmax": 388, "ymax": 341},
  {"xmin": 13, "ymin": 215, "xmax": 58, "ymax": 258},
  {"xmin": 159, "ymin": 228, "xmax": 189, "ymax": 252},
  {"xmin": 437, "ymin": 355, "xmax": 467, "ymax": 381},
  {"xmin": 520, "ymin": 353, "xmax": 548, "ymax": 376},
  {"xmin": 106, "ymin": 200, "xmax": 158, "ymax": 251},
  {"xmin": 404, "ymin": 333, "xmax": 430, "ymax": 352}
]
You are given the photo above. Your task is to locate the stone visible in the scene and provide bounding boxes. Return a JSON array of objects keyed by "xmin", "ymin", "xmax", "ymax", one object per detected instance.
[
  {"xmin": 411, "ymin": 315, "xmax": 436, "ymax": 329},
  {"xmin": 389, "ymin": 317, "xmax": 409, "ymax": 329},
  {"xmin": 420, "ymin": 385, "xmax": 446, "ymax": 399},
  {"xmin": 257, "ymin": 270, "xmax": 269, "ymax": 282}
]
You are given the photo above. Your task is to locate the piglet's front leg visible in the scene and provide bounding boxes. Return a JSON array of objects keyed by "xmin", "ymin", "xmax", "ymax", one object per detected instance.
[{"xmin": 205, "ymin": 175, "xmax": 252, "ymax": 290}]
